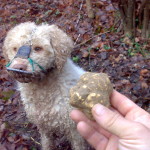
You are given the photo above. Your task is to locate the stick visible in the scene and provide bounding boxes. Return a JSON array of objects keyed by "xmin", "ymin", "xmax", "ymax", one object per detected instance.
[
  {"xmin": 74, "ymin": 34, "xmax": 81, "ymax": 45},
  {"xmin": 75, "ymin": 0, "xmax": 84, "ymax": 28},
  {"xmin": 75, "ymin": 31, "xmax": 110, "ymax": 48},
  {"xmin": 31, "ymin": 137, "xmax": 41, "ymax": 145},
  {"xmin": 74, "ymin": 29, "xmax": 91, "ymax": 45}
]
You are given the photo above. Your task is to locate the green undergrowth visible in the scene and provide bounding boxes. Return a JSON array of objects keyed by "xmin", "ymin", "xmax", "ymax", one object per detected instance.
[
  {"xmin": 128, "ymin": 42, "xmax": 150, "ymax": 57},
  {"xmin": 1, "ymin": 90, "xmax": 15, "ymax": 101}
]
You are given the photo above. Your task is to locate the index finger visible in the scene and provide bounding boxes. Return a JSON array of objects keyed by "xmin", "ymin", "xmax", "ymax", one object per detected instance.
[{"xmin": 110, "ymin": 90, "xmax": 147, "ymax": 116}]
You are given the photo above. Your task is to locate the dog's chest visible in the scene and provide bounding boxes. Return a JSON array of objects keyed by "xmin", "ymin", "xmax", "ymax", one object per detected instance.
[{"xmin": 19, "ymin": 80, "xmax": 73, "ymax": 130}]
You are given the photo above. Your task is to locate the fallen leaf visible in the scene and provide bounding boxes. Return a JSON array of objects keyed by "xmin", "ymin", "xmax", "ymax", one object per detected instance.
[
  {"xmin": 123, "ymin": 37, "xmax": 132, "ymax": 46},
  {"xmin": 141, "ymin": 82, "xmax": 148, "ymax": 89},
  {"xmin": 140, "ymin": 69, "xmax": 149, "ymax": 76},
  {"xmin": 82, "ymin": 50, "xmax": 89, "ymax": 58},
  {"xmin": 22, "ymin": 147, "xmax": 28, "ymax": 150},
  {"xmin": 135, "ymin": 37, "xmax": 140, "ymax": 42},
  {"xmin": 7, "ymin": 136, "xmax": 15, "ymax": 142}
]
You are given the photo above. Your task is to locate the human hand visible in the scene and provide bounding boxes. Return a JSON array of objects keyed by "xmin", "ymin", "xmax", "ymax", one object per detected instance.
[{"xmin": 70, "ymin": 90, "xmax": 150, "ymax": 150}]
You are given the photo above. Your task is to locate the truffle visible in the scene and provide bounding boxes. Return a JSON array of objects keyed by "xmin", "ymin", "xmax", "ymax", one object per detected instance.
[{"xmin": 70, "ymin": 72, "xmax": 113, "ymax": 120}]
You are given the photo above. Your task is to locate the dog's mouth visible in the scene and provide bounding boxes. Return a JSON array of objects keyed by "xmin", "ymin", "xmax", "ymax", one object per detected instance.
[{"xmin": 7, "ymin": 67, "xmax": 43, "ymax": 83}]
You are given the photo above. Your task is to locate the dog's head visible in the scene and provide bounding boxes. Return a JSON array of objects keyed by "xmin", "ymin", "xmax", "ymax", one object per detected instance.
[{"xmin": 3, "ymin": 22, "xmax": 74, "ymax": 83}]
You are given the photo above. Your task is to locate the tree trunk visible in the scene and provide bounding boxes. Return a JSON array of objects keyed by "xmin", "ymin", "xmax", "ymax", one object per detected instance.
[
  {"xmin": 142, "ymin": 5, "xmax": 149, "ymax": 38},
  {"xmin": 125, "ymin": 0, "xmax": 135, "ymax": 37},
  {"xmin": 86, "ymin": 0, "xmax": 95, "ymax": 19},
  {"xmin": 113, "ymin": 0, "xmax": 150, "ymax": 39}
]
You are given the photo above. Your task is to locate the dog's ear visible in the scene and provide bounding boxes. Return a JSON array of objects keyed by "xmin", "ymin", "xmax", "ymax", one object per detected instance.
[{"xmin": 48, "ymin": 25, "xmax": 74, "ymax": 70}]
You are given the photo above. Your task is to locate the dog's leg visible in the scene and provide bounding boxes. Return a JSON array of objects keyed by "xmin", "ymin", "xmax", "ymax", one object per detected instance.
[
  {"xmin": 40, "ymin": 131, "xmax": 55, "ymax": 150},
  {"xmin": 69, "ymin": 130, "xmax": 92, "ymax": 150}
]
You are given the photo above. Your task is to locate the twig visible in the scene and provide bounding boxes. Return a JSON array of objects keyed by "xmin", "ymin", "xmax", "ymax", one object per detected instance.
[
  {"xmin": 88, "ymin": 49, "xmax": 93, "ymax": 72},
  {"xmin": 75, "ymin": 0, "xmax": 84, "ymax": 28},
  {"xmin": 74, "ymin": 29, "xmax": 91, "ymax": 45},
  {"xmin": 31, "ymin": 137, "xmax": 41, "ymax": 145},
  {"xmin": 117, "ymin": 20, "xmax": 123, "ymax": 32},
  {"xmin": 74, "ymin": 34, "xmax": 81, "ymax": 45},
  {"xmin": 114, "ymin": 16, "xmax": 122, "ymax": 27},
  {"xmin": 75, "ymin": 31, "xmax": 110, "ymax": 48}
]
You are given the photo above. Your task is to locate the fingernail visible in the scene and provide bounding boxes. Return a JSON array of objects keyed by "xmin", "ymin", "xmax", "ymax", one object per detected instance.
[{"xmin": 93, "ymin": 104, "xmax": 105, "ymax": 116}]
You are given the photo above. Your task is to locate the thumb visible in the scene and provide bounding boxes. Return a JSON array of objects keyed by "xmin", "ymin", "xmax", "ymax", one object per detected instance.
[{"xmin": 92, "ymin": 104, "xmax": 135, "ymax": 138}]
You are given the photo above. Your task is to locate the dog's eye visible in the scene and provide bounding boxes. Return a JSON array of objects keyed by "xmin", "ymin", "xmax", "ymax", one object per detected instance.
[
  {"xmin": 34, "ymin": 47, "xmax": 43, "ymax": 52},
  {"xmin": 13, "ymin": 47, "xmax": 17, "ymax": 52}
]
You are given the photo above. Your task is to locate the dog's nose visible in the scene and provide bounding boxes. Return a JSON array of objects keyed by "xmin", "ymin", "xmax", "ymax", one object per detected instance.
[
  {"xmin": 9, "ymin": 58, "xmax": 28, "ymax": 71},
  {"xmin": 12, "ymin": 64, "xmax": 27, "ymax": 71}
]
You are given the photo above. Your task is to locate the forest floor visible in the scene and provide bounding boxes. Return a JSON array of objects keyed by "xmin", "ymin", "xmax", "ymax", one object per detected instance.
[{"xmin": 0, "ymin": 0, "xmax": 149, "ymax": 149}]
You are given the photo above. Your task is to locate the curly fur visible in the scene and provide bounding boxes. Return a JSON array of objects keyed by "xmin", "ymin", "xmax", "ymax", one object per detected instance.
[{"xmin": 3, "ymin": 22, "xmax": 93, "ymax": 150}]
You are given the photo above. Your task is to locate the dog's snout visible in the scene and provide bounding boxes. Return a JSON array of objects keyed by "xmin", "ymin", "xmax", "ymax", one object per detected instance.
[
  {"xmin": 13, "ymin": 64, "xmax": 27, "ymax": 71},
  {"xmin": 9, "ymin": 58, "xmax": 28, "ymax": 71}
]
